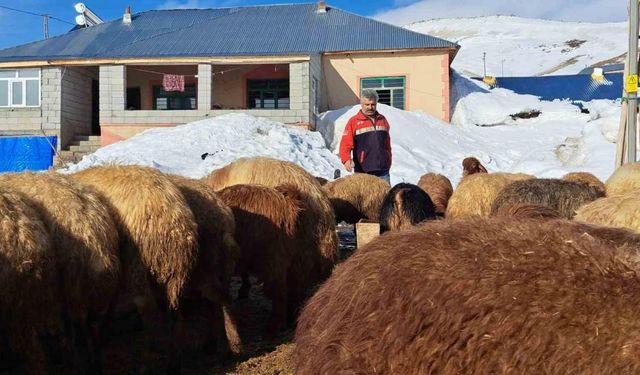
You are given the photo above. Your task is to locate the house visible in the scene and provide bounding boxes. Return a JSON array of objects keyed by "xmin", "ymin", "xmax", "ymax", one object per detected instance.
[{"xmin": 0, "ymin": 2, "xmax": 459, "ymax": 151}]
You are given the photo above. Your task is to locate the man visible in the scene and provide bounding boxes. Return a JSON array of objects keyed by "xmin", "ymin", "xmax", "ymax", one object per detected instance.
[{"xmin": 339, "ymin": 89, "xmax": 392, "ymax": 183}]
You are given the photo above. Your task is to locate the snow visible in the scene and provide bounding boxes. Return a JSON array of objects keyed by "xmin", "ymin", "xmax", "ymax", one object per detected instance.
[
  {"xmin": 60, "ymin": 78, "xmax": 621, "ymax": 190},
  {"xmin": 59, "ymin": 114, "xmax": 344, "ymax": 180},
  {"xmin": 405, "ymin": 16, "xmax": 626, "ymax": 77}
]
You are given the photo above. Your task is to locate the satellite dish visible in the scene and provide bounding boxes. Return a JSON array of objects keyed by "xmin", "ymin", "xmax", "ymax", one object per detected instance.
[{"xmin": 74, "ymin": 3, "xmax": 86, "ymax": 14}]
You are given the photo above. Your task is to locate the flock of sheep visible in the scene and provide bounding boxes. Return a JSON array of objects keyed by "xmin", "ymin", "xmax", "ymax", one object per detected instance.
[{"xmin": 1, "ymin": 154, "xmax": 640, "ymax": 374}]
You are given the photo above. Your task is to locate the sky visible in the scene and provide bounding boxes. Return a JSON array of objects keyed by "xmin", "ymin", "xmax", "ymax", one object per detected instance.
[{"xmin": 0, "ymin": 0, "xmax": 628, "ymax": 50}]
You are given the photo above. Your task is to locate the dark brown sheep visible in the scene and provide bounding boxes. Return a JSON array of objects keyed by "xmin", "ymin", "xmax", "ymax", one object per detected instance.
[
  {"xmin": 491, "ymin": 178, "xmax": 601, "ymax": 219},
  {"xmin": 203, "ymin": 157, "xmax": 338, "ymax": 286},
  {"xmin": 490, "ymin": 203, "xmax": 563, "ymax": 219},
  {"xmin": 416, "ymin": 173, "xmax": 453, "ymax": 216},
  {"xmin": 218, "ymin": 184, "xmax": 307, "ymax": 334},
  {"xmin": 0, "ymin": 190, "xmax": 61, "ymax": 374},
  {"xmin": 295, "ymin": 217, "xmax": 640, "ymax": 374},
  {"xmin": 323, "ymin": 173, "xmax": 390, "ymax": 223},
  {"xmin": 562, "ymin": 171, "xmax": 606, "ymax": 196},
  {"xmin": 167, "ymin": 175, "xmax": 242, "ymax": 355},
  {"xmin": 0, "ymin": 172, "xmax": 120, "ymax": 371},
  {"xmin": 379, "ymin": 183, "xmax": 436, "ymax": 233},
  {"xmin": 462, "ymin": 156, "xmax": 488, "ymax": 177}
]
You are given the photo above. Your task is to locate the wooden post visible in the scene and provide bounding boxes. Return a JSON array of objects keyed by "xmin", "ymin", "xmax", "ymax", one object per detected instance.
[{"xmin": 355, "ymin": 220, "xmax": 380, "ymax": 249}]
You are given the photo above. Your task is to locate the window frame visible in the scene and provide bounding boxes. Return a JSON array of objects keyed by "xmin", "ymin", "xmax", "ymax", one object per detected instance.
[
  {"xmin": 0, "ymin": 69, "xmax": 41, "ymax": 108},
  {"xmin": 246, "ymin": 79, "xmax": 290, "ymax": 110},
  {"xmin": 152, "ymin": 83, "xmax": 197, "ymax": 110},
  {"xmin": 360, "ymin": 76, "xmax": 406, "ymax": 110}
]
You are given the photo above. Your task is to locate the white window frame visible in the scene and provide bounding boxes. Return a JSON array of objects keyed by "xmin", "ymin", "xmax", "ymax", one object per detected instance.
[{"xmin": 0, "ymin": 69, "xmax": 41, "ymax": 108}]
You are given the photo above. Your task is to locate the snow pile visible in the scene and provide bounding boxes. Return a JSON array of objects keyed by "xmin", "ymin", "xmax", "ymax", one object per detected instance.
[
  {"xmin": 405, "ymin": 16, "xmax": 626, "ymax": 76},
  {"xmin": 451, "ymin": 87, "xmax": 580, "ymax": 128},
  {"xmin": 60, "ymin": 114, "xmax": 344, "ymax": 179},
  {"xmin": 449, "ymin": 70, "xmax": 490, "ymax": 117},
  {"xmin": 318, "ymin": 100, "xmax": 620, "ymax": 186}
]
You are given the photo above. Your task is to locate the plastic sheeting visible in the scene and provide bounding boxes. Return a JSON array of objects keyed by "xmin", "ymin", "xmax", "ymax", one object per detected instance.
[
  {"xmin": 0, "ymin": 136, "xmax": 57, "ymax": 172},
  {"xmin": 491, "ymin": 73, "xmax": 623, "ymax": 102}
]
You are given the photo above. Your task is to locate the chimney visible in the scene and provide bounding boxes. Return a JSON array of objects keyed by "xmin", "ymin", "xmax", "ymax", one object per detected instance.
[
  {"xmin": 316, "ymin": 1, "xmax": 327, "ymax": 14},
  {"xmin": 122, "ymin": 6, "xmax": 132, "ymax": 25}
]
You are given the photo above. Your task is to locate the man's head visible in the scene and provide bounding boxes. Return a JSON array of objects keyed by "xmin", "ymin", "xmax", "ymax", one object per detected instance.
[{"xmin": 360, "ymin": 89, "xmax": 379, "ymax": 116}]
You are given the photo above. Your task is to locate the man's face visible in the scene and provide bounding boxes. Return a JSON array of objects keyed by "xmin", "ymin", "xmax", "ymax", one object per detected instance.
[{"xmin": 361, "ymin": 97, "xmax": 377, "ymax": 116}]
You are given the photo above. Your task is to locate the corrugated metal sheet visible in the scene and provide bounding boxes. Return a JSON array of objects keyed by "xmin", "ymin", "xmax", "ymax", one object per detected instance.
[
  {"xmin": 0, "ymin": 4, "xmax": 458, "ymax": 62},
  {"xmin": 491, "ymin": 73, "xmax": 623, "ymax": 102}
]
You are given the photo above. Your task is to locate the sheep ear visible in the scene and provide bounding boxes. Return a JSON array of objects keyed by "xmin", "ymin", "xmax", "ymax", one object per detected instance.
[{"xmin": 479, "ymin": 164, "xmax": 488, "ymax": 173}]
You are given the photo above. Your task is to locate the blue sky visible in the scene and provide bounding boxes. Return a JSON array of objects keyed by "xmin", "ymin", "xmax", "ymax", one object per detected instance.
[{"xmin": 0, "ymin": 0, "xmax": 628, "ymax": 50}]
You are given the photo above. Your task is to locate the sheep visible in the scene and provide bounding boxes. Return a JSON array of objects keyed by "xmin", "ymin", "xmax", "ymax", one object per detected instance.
[
  {"xmin": 71, "ymin": 165, "xmax": 200, "ymax": 371},
  {"xmin": 562, "ymin": 171, "xmax": 606, "ymax": 196},
  {"xmin": 574, "ymin": 191, "xmax": 640, "ymax": 233},
  {"xmin": 416, "ymin": 173, "xmax": 453, "ymax": 217},
  {"xmin": 218, "ymin": 184, "xmax": 306, "ymax": 335},
  {"xmin": 379, "ymin": 183, "xmax": 436, "ymax": 233},
  {"xmin": 323, "ymin": 173, "xmax": 390, "ymax": 223},
  {"xmin": 462, "ymin": 156, "xmax": 487, "ymax": 177},
  {"xmin": 0, "ymin": 172, "xmax": 120, "ymax": 371},
  {"xmin": 203, "ymin": 157, "xmax": 338, "ymax": 283},
  {"xmin": 294, "ymin": 217, "xmax": 640, "ymax": 374},
  {"xmin": 605, "ymin": 162, "xmax": 640, "ymax": 196},
  {"xmin": 490, "ymin": 203, "xmax": 562, "ymax": 220},
  {"xmin": 314, "ymin": 176, "xmax": 329, "ymax": 186},
  {"xmin": 0, "ymin": 190, "xmax": 61, "ymax": 374},
  {"xmin": 490, "ymin": 178, "xmax": 602, "ymax": 219},
  {"xmin": 446, "ymin": 172, "xmax": 533, "ymax": 219},
  {"xmin": 167, "ymin": 175, "xmax": 242, "ymax": 355}
]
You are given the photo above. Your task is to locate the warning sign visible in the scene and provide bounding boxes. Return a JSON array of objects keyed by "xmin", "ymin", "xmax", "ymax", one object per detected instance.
[{"xmin": 627, "ymin": 74, "xmax": 638, "ymax": 93}]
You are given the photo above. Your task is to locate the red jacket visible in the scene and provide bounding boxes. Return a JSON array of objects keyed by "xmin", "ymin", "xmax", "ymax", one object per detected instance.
[{"xmin": 339, "ymin": 110, "xmax": 392, "ymax": 173}]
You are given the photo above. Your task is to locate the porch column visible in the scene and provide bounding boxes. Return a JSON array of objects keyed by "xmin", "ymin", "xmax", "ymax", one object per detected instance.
[
  {"xmin": 198, "ymin": 64, "xmax": 212, "ymax": 111},
  {"xmin": 289, "ymin": 61, "xmax": 310, "ymax": 125},
  {"xmin": 99, "ymin": 65, "xmax": 126, "ymax": 124}
]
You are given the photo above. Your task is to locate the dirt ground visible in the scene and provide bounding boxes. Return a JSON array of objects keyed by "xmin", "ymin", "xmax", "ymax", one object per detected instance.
[{"xmin": 9, "ymin": 224, "xmax": 355, "ymax": 375}]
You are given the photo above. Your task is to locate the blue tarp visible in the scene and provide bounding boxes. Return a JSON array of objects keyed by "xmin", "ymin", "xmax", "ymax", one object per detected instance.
[
  {"xmin": 491, "ymin": 73, "xmax": 623, "ymax": 102},
  {"xmin": 0, "ymin": 136, "xmax": 57, "ymax": 172}
]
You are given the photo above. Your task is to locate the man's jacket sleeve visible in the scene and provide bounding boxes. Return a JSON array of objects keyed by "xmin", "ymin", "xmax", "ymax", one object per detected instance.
[
  {"xmin": 339, "ymin": 118, "xmax": 355, "ymax": 164},
  {"xmin": 384, "ymin": 118, "xmax": 392, "ymax": 166}
]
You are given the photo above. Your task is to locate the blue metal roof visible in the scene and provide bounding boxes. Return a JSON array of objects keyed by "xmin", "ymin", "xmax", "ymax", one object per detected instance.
[{"xmin": 0, "ymin": 4, "xmax": 458, "ymax": 62}]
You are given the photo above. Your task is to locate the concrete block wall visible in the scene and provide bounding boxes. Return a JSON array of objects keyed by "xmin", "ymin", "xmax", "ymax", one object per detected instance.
[
  {"xmin": 308, "ymin": 54, "xmax": 322, "ymax": 129},
  {"xmin": 288, "ymin": 61, "xmax": 311, "ymax": 126},
  {"xmin": 60, "ymin": 66, "xmax": 97, "ymax": 148},
  {"xmin": 99, "ymin": 65, "xmax": 126, "ymax": 123},
  {"xmin": 0, "ymin": 67, "xmax": 61, "ymax": 145},
  {"xmin": 197, "ymin": 64, "xmax": 212, "ymax": 111}
]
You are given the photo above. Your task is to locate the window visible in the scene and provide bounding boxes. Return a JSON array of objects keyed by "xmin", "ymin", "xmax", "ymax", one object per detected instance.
[
  {"xmin": 0, "ymin": 69, "xmax": 41, "ymax": 107},
  {"xmin": 153, "ymin": 84, "xmax": 196, "ymax": 110},
  {"xmin": 247, "ymin": 79, "xmax": 290, "ymax": 109},
  {"xmin": 360, "ymin": 76, "xmax": 405, "ymax": 110}
]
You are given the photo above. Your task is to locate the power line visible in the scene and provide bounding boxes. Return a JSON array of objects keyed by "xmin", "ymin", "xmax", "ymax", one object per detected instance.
[{"xmin": 0, "ymin": 5, "xmax": 74, "ymax": 26}]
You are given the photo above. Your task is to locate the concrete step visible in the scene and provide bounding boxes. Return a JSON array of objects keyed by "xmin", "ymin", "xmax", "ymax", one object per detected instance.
[
  {"xmin": 74, "ymin": 135, "xmax": 101, "ymax": 142},
  {"xmin": 69, "ymin": 144, "xmax": 99, "ymax": 153},
  {"xmin": 70, "ymin": 140, "xmax": 102, "ymax": 147}
]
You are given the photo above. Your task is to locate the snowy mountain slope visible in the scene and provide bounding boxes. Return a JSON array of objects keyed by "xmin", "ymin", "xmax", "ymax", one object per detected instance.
[{"xmin": 405, "ymin": 16, "xmax": 626, "ymax": 77}]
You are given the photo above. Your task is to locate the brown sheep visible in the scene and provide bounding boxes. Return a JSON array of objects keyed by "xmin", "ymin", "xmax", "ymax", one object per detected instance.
[
  {"xmin": 294, "ymin": 217, "xmax": 640, "ymax": 374},
  {"xmin": 323, "ymin": 173, "xmax": 390, "ymax": 223},
  {"xmin": 490, "ymin": 178, "xmax": 602, "ymax": 219},
  {"xmin": 416, "ymin": 173, "xmax": 453, "ymax": 216},
  {"xmin": 203, "ymin": 157, "xmax": 338, "ymax": 283},
  {"xmin": 490, "ymin": 203, "xmax": 562, "ymax": 220},
  {"xmin": 218, "ymin": 184, "xmax": 306, "ymax": 335},
  {"xmin": 0, "ymin": 190, "xmax": 61, "ymax": 374},
  {"xmin": 562, "ymin": 172, "xmax": 606, "ymax": 196},
  {"xmin": 606, "ymin": 162, "xmax": 640, "ymax": 196},
  {"xmin": 71, "ymin": 165, "xmax": 199, "ymax": 370},
  {"xmin": 575, "ymin": 191, "xmax": 640, "ymax": 233},
  {"xmin": 167, "ymin": 175, "xmax": 242, "ymax": 355},
  {"xmin": 314, "ymin": 176, "xmax": 328, "ymax": 186},
  {"xmin": 446, "ymin": 172, "xmax": 534, "ymax": 219},
  {"xmin": 462, "ymin": 156, "xmax": 488, "ymax": 177},
  {"xmin": 379, "ymin": 183, "xmax": 436, "ymax": 233},
  {"xmin": 0, "ymin": 172, "xmax": 120, "ymax": 371}
]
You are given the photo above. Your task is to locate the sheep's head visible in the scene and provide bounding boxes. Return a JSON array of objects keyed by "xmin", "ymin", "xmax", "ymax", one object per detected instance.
[{"xmin": 462, "ymin": 157, "xmax": 488, "ymax": 177}]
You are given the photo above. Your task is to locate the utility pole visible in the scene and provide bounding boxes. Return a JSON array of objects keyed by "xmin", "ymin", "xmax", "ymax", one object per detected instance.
[
  {"xmin": 43, "ymin": 15, "xmax": 49, "ymax": 39},
  {"xmin": 483, "ymin": 52, "xmax": 487, "ymax": 77},
  {"xmin": 627, "ymin": 0, "xmax": 638, "ymax": 163}
]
